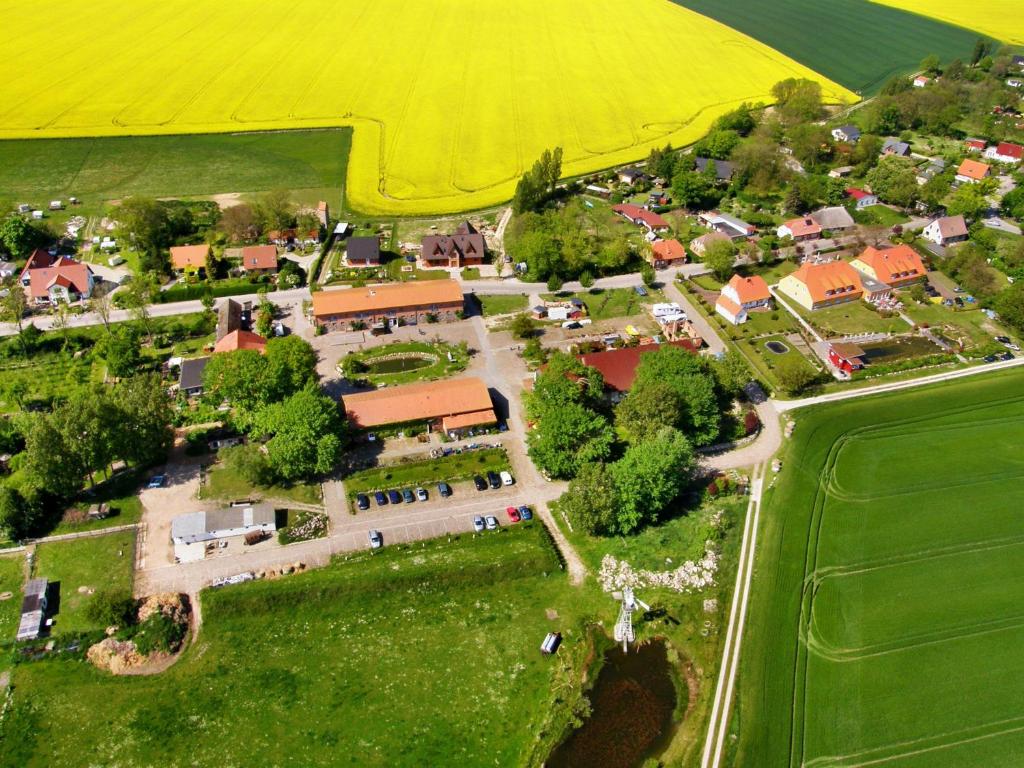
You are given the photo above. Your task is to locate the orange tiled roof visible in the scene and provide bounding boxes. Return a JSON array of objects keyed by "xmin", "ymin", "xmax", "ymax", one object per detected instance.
[
  {"xmin": 855, "ymin": 245, "xmax": 926, "ymax": 283},
  {"xmin": 725, "ymin": 274, "xmax": 771, "ymax": 304},
  {"xmin": 170, "ymin": 244, "xmax": 210, "ymax": 270},
  {"xmin": 787, "ymin": 261, "xmax": 864, "ymax": 304},
  {"xmin": 651, "ymin": 239, "xmax": 686, "ymax": 262},
  {"xmin": 241, "ymin": 245, "xmax": 278, "ymax": 270},
  {"xmin": 781, "ymin": 217, "xmax": 822, "ymax": 238},
  {"xmin": 342, "ymin": 377, "xmax": 493, "ymax": 428},
  {"xmin": 442, "ymin": 410, "xmax": 498, "ymax": 431},
  {"xmin": 957, "ymin": 159, "xmax": 991, "ymax": 180},
  {"xmin": 213, "ymin": 330, "xmax": 267, "ymax": 354},
  {"xmin": 715, "ymin": 294, "xmax": 744, "ymax": 317},
  {"xmin": 312, "ymin": 280, "xmax": 463, "ymax": 317}
]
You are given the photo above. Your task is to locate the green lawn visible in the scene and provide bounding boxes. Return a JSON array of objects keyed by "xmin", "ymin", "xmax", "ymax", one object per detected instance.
[
  {"xmin": 339, "ymin": 340, "xmax": 469, "ymax": 385},
  {"xmin": 200, "ymin": 464, "xmax": 323, "ymax": 506},
  {"xmin": 792, "ymin": 298, "xmax": 908, "ymax": 337},
  {"xmin": 541, "ymin": 287, "xmax": 661, "ymax": 321},
  {"xmin": 0, "ymin": 129, "xmax": 350, "ymax": 208},
  {"xmin": 732, "ymin": 367, "xmax": 1024, "ymax": 767},
  {"xmin": 31, "ymin": 530, "xmax": 136, "ymax": 636},
  {"xmin": 903, "ymin": 301, "xmax": 1009, "ymax": 349},
  {"xmin": 50, "ymin": 471, "xmax": 145, "ymax": 536},
  {"xmin": 852, "ymin": 204, "xmax": 911, "ymax": 227},
  {"xmin": 477, "ymin": 293, "xmax": 529, "ymax": 317},
  {"xmin": 670, "ymin": 0, "xmax": 993, "ymax": 94},
  {"xmin": 2, "ymin": 525, "xmax": 601, "ymax": 767},
  {"xmin": 343, "ymin": 448, "xmax": 510, "ymax": 507},
  {"xmin": 0, "ymin": 553, "xmax": 25, "ymax": 643}
]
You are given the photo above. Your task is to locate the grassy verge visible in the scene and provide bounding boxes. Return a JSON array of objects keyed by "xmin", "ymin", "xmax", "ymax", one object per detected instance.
[
  {"xmin": 276, "ymin": 510, "xmax": 329, "ymax": 544},
  {"xmin": 343, "ymin": 448, "xmax": 510, "ymax": 502},
  {"xmin": 199, "ymin": 465, "xmax": 322, "ymax": 506},
  {"xmin": 30, "ymin": 530, "xmax": 135, "ymax": 636},
  {"xmin": 477, "ymin": 293, "xmax": 529, "ymax": 316},
  {"xmin": 2, "ymin": 524, "xmax": 603, "ymax": 767},
  {"xmin": 0, "ymin": 553, "xmax": 25, "ymax": 640}
]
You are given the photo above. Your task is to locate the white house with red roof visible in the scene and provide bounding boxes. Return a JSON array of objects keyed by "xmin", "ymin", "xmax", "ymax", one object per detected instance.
[
  {"xmin": 649, "ymin": 239, "xmax": 686, "ymax": 268},
  {"xmin": 964, "ymin": 138, "xmax": 986, "ymax": 153},
  {"xmin": 715, "ymin": 274, "xmax": 772, "ymax": 325},
  {"xmin": 845, "ymin": 188, "xmax": 878, "ymax": 209},
  {"xmin": 984, "ymin": 142, "xmax": 1023, "ymax": 164},
  {"xmin": 777, "ymin": 216, "xmax": 822, "ymax": 242},
  {"xmin": 20, "ymin": 251, "xmax": 94, "ymax": 304}
]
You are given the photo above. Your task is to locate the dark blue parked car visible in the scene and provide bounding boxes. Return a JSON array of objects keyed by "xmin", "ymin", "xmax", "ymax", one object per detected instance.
[
  {"xmin": 374, "ymin": 491, "xmax": 388, "ymax": 506},
  {"xmin": 387, "ymin": 489, "xmax": 402, "ymax": 504}
]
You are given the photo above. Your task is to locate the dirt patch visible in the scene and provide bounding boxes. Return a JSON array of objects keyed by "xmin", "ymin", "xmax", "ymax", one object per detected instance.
[
  {"xmin": 0, "ymin": 591, "xmax": 12, "ymax": 601},
  {"xmin": 87, "ymin": 593, "xmax": 192, "ymax": 676},
  {"xmin": 211, "ymin": 193, "xmax": 245, "ymax": 210}
]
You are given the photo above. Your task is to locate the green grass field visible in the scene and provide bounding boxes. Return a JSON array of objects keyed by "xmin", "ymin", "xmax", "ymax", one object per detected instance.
[
  {"xmin": 1, "ymin": 525, "xmax": 599, "ymax": 767},
  {"xmin": 31, "ymin": 530, "xmax": 136, "ymax": 635},
  {"xmin": 731, "ymin": 367, "xmax": 1024, "ymax": 767},
  {"xmin": 0, "ymin": 129, "xmax": 350, "ymax": 208},
  {"xmin": 542, "ymin": 287, "xmax": 661, "ymax": 322},
  {"xmin": 0, "ymin": 553, "xmax": 25, "ymax": 642},
  {"xmin": 671, "ymin": 0, "xmax": 993, "ymax": 95},
  {"xmin": 200, "ymin": 464, "xmax": 323, "ymax": 506},
  {"xmin": 477, "ymin": 293, "xmax": 530, "ymax": 317}
]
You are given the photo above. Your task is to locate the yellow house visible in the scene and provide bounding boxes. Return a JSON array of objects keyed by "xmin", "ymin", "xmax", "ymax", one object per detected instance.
[
  {"xmin": 850, "ymin": 245, "xmax": 926, "ymax": 288},
  {"xmin": 778, "ymin": 261, "xmax": 864, "ymax": 311}
]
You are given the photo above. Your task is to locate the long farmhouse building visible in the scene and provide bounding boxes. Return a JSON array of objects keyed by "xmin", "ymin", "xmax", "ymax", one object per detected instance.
[
  {"xmin": 342, "ymin": 377, "xmax": 496, "ymax": 436},
  {"xmin": 312, "ymin": 280, "xmax": 464, "ymax": 332}
]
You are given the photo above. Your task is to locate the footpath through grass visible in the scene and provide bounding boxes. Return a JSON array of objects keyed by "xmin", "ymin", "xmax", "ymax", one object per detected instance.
[
  {"xmin": 731, "ymin": 367, "xmax": 1024, "ymax": 767},
  {"xmin": 1, "ymin": 524, "xmax": 601, "ymax": 767}
]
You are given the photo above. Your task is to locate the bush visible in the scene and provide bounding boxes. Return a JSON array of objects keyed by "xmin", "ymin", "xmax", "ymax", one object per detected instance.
[
  {"xmin": 85, "ymin": 588, "xmax": 136, "ymax": 628},
  {"xmin": 130, "ymin": 611, "xmax": 188, "ymax": 655},
  {"xmin": 221, "ymin": 443, "xmax": 275, "ymax": 486}
]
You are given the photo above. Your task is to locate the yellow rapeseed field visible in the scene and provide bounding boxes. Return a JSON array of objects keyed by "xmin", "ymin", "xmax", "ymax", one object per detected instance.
[
  {"xmin": 0, "ymin": 0, "xmax": 853, "ymax": 214},
  {"xmin": 871, "ymin": 0, "xmax": 1024, "ymax": 45}
]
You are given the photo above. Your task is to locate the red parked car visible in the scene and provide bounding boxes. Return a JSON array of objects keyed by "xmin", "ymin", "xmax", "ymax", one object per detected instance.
[{"xmin": 506, "ymin": 506, "xmax": 521, "ymax": 523}]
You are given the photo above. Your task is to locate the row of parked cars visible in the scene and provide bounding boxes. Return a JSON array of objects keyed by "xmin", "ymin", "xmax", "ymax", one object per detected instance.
[
  {"xmin": 354, "ymin": 471, "xmax": 515, "ymax": 510},
  {"xmin": 472, "ymin": 505, "xmax": 533, "ymax": 532}
]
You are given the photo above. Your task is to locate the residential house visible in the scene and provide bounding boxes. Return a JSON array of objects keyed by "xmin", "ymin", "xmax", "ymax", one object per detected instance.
[
  {"xmin": 916, "ymin": 158, "xmax": 946, "ymax": 185},
  {"xmin": 170, "ymin": 244, "xmax": 210, "ymax": 274},
  {"xmin": 240, "ymin": 245, "xmax": 278, "ymax": 275},
  {"xmin": 698, "ymin": 211, "xmax": 756, "ymax": 240},
  {"xmin": 956, "ymin": 158, "xmax": 992, "ymax": 183},
  {"xmin": 850, "ymin": 244, "xmax": 927, "ymax": 288},
  {"xmin": 694, "ymin": 157, "xmax": 736, "ymax": 182},
  {"xmin": 213, "ymin": 329, "xmax": 267, "ymax": 354},
  {"xmin": 266, "ymin": 229, "xmax": 296, "ymax": 247},
  {"xmin": 984, "ymin": 142, "xmax": 1023, "ymax": 164},
  {"xmin": 809, "ymin": 206, "xmax": 855, "ymax": 231},
  {"xmin": 577, "ymin": 340, "xmax": 700, "ymax": 399},
  {"xmin": 341, "ymin": 376, "xmax": 495, "ymax": 435},
  {"xmin": 778, "ymin": 260, "xmax": 864, "ymax": 310},
  {"xmin": 649, "ymin": 239, "xmax": 687, "ymax": 268},
  {"xmin": 21, "ymin": 253, "xmax": 94, "ymax": 304},
  {"xmin": 17, "ymin": 578, "xmax": 48, "ymax": 642},
  {"xmin": 179, "ymin": 357, "xmax": 210, "ymax": 398},
  {"xmin": 689, "ymin": 231, "xmax": 732, "ymax": 258},
  {"xmin": 831, "ymin": 125, "xmax": 861, "ymax": 143},
  {"xmin": 828, "ymin": 342, "xmax": 866, "ymax": 374},
  {"xmin": 846, "ymin": 187, "xmax": 878, "ymax": 209},
  {"xmin": 881, "ymin": 139, "xmax": 911, "ymax": 157},
  {"xmin": 345, "ymin": 236, "xmax": 381, "ymax": 266},
  {"xmin": 715, "ymin": 274, "xmax": 771, "ymax": 325},
  {"xmin": 311, "ymin": 279, "xmax": 464, "ymax": 332},
  {"xmin": 922, "ymin": 215, "xmax": 969, "ymax": 246},
  {"xmin": 421, "ymin": 221, "xmax": 486, "ymax": 268},
  {"xmin": 618, "ymin": 168, "xmax": 646, "ymax": 185},
  {"xmin": 964, "ymin": 138, "xmax": 986, "ymax": 153},
  {"xmin": 612, "ymin": 204, "xmax": 670, "ymax": 232},
  {"xmin": 172, "ymin": 504, "xmax": 277, "ymax": 561},
  {"xmin": 777, "ymin": 216, "xmax": 822, "ymax": 242},
  {"xmin": 912, "ymin": 75, "xmax": 930, "ymax": 88}
]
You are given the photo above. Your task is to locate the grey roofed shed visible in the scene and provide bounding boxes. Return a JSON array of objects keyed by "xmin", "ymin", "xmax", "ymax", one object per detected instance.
[
  {"xmin": 171, "ymin": 504, "xmax": 277, "ymax": 545},
  {"xmin": 179, "ymin": 357, "xmax": 210, "ymax": 395}
]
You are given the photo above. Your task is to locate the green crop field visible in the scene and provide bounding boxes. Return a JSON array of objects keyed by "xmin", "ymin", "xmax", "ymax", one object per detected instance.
[
  {"xmin": 0, "ymin": 129, "xmax": 350, "ymax": 207},
  {"xmin": 1, "ymin": 525, "xmax": 600, "ymax": 767},
  {"xmin": 671, "ymin": 0, "xmax": 994, "ymax": 95},
  {"xmin": 731, "ymin": 367, "xmax": 1024, "ymax": 767}
]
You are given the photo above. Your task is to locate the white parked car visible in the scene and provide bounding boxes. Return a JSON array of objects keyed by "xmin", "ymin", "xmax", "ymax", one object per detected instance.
[
  {"xmin": 472, "ymin": 516, "xmax": 485, "ymax": 533},
  {"xmin": 484, "ymin": 515, "xmax": 499, "ymax": 531},
  {"xmin": 500, "ymin": 471, "xmax": 514, "ymax": 486},
  {"xmin": 368, "ymin": 530, "xmax": 383, "ymax": 549}
]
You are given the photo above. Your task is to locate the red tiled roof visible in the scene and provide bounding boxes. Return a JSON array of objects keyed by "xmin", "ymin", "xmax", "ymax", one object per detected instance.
[
  {"xmin": 846, "ymin": 187, "xmax": 873, "ymax": 200},
  {"xmin": 715, "ymin": 294, "xmax": 744, "ymax": 318},
  {"xmin": 612, "ymin": 204, "xmax": 669, "ymax": 230},
  {"xmin": 241, "ymin": 245, "xmax": 278, "ymax": 271},
  {"xmin": 786, "ymin": 261, "xmax": 864, "ymax": 304},
  {"xmin": 312, "ymin": 280, "xmax": 463, "ymax": 318},
  {"xmin": 957, "ymin": 159, "xmax": 991, "ymax": 180},
  {"xmin": 213, "ymin": 330, "xmax": 267, "ymax": 354},
  {"xmin": 853, "ymin": 245, "xmax": 926, "ymax": 284},
  {"xmin": 577, "ymin": 340, "xmax": 699, "ymax": 393},
  {"xmin": 725, "ymin": 274, "xmax": 771, "ymax": 304},
  {"xmin": 26, "ymin": 257, "xmax": 91, "ymax": 299},
  {"xmin": 994, "ymin": 142, "xmax": 1023, "ymax": 160},
  {"xmin": 781, "ymin": 217, "xmax": 822, "ymax": 238}
]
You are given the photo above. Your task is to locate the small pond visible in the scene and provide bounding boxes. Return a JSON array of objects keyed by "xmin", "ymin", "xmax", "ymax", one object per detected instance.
[
  {"xmin": 547, "ymin": 639, "xmax": 679, "ymax": 768},
  {"xmin": 860, "ymin": 336, "xmax": 941, "ymax": 364},
  {"xmin": 366, "ymin": 355, "xmax": 433, "ymax": 374},
  {"xmin": 765, "ymin": 340, "xmax": 789, "ymax": 355}
]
